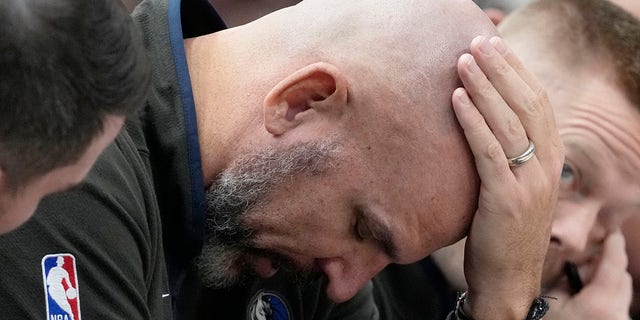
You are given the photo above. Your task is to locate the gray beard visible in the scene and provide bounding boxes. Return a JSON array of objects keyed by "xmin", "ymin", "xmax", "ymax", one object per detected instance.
[{"xmin": 196, "ymin": 138, "xmax": 340, "ymax": 288}]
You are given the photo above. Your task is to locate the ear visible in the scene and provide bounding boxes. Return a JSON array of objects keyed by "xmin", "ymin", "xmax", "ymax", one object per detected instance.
[
  {"xmin": 484, "ymin": 8, "xmax": 506, "ymax": 26},
  {"xmin": 263, "ymin": 62, "xmax": 348, "ymax": 136}
]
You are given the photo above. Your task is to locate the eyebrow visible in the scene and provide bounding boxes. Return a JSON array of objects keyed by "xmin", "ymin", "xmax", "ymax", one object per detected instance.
[
  {"xmin": 358, "ymin": 206, "xmax": 400, "ymax": 261},
  {"xmin": 570, "ymin": 142, "xmax": 639, "ymax": 189}
]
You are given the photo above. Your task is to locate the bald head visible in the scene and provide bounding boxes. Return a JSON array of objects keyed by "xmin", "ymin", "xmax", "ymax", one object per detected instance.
[
  {"xmin": 230, "ymin": 0, "xmax": 498, "ymax": 131},
  {"xmin": 189, "ymin": 0, "xmax": 498, "ymax": 172},
  {"xmin": 189, "ymin": 0, "xmax": 499, "ymax": 249}
]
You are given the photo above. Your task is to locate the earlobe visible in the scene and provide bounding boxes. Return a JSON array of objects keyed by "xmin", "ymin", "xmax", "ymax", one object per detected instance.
[{"xmin": 263, "ymin": 62, "xmax": 348, "ymax": 136}]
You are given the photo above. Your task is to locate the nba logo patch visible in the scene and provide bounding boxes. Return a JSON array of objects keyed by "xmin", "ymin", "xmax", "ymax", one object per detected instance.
[{"xmin": 42, "ymin": 254, "xmax": 81, "ymax": 320}]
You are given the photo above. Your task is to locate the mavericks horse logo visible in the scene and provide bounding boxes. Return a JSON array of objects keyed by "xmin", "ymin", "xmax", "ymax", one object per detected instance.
[{"xmin": 247, "ymin": 291, "xmax": 291, "ymax": 320}]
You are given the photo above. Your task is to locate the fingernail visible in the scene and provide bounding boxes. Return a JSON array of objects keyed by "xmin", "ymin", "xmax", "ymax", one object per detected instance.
[
  {"xmin": 491, "ymin": 37, "xmax": 507, "ymax": 55},
  {"xmin": 455, "ymin": 88, "xmax": 470, "ymax": 105},
  {"xmin": 464, "ymin": 54, "xmax": 479, "ymax": 74},
  {"xmin": 479, "ymin": 38, "xmax": 493, "ymax": 55}
]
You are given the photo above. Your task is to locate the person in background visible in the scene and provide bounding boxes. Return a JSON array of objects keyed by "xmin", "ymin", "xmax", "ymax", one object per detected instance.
[
  {"xmin": 479, "ymin": 0, "xmax": 640, "ymax": 317},
  {"xmin": 606, "ymin": 1, "xmax": 640, "ymax": 317},
  {"xmin": 473, "ymin": 0, "xmax": 533, "ymax": 24},
  {"xmin": 373, "ymin": 0, "xmax": 640, "ymax": 319},
  {"xmin": 0, "ymin": 0, "xmax": 149, "ymax": 234},
  {"xmin": 0, "ymin": 0, "xmax": 563, "ymax": 319},
  {"xmin": 481, "ymin": 1, "xmax": 640, "ymax": 319}
]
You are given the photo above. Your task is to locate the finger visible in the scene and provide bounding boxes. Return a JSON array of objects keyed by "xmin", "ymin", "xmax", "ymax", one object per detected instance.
[
  {"xmin": 490, "ymin": 36, "xmax": 562, "ymax": 158},
  {"xmin": 589, "ymin": 231, "xmax": 629, "ymax": 287},
  {"xmin": 574, "ymin": 232, "xmax": 633, "ymax": 317},
  {"xmin": 469, "ymin": 36, "xmax": 559, "ymax": 166},
  {"xmin": 452, "ymin": 87, "xmax": 514, "ymax": 188},
  {"xmin": 489, "ymin": 37, "xmax": 547, "ymax": 103},
  {"xmin": 457, "ymin": 53, "xmax": 530, "ymax": 160}
]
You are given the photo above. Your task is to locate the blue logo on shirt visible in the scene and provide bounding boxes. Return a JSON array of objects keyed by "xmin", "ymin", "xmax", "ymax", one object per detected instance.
[{"xmin": 248, "ymin": 291, "xmax": 291, "ymax": 320}]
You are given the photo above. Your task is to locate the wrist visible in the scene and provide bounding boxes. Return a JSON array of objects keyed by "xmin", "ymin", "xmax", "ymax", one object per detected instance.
[{"xmin": 463, "ymin": 290, "xmax": 539, "ymax": 320}]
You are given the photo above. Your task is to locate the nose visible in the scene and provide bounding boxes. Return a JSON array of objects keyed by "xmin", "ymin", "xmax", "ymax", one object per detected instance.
[
  {"xmin": 317, "ymin": 252, "xmax": 390, "ymax": 303},
  {"xmin": 550, "ymin": 201, "xmax": 606, "ymax": 257}
]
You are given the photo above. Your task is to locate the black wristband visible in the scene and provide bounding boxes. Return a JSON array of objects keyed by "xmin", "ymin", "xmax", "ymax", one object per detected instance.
[
  {"xmin": 454, "ymin": 292, "xmax": 473, "ymax": 320},
  {"xmin": 453, "ymin": 291, "xmax": 549, "ymax": 320},
  {"xmin": 525, "ymin": 297, "xmax": 549, "ymax": 320}
]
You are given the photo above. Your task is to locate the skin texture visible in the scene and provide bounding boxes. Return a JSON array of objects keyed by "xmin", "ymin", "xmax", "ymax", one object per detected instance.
[
  {"xmin": 184, "ymin": 0, "xmax": 563, "ymax": 317},
  {"xmin": 433, "ymin": 1, "xmax": 640, "ymax": 318},
  {"xmin": 0, "ymin": 116, "xmax": 124, "ymax": 234}
]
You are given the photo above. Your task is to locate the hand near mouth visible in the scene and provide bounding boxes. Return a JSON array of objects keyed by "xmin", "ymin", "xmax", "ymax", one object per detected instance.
[{"xmin": 544, "ymin": 231, "xmax": 632, "ymax": 320}]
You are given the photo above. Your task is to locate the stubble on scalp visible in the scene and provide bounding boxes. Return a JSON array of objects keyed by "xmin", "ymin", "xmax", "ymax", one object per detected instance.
[{"xmin": 196, "ymin": 138, "xmax": 340, "ymax": 288}]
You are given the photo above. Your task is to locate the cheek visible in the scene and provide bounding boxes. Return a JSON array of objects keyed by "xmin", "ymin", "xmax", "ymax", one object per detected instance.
[
  {"xmin": 289, "ymin": 197, "xmax": 351, "ymax": 239},
  {"xmin": 551, "ymin": 200, "xmax": 585, "ymax": 223},
  {"xmin": 250, "ymin": 181, "xmax": 352, "ymax": 237}
]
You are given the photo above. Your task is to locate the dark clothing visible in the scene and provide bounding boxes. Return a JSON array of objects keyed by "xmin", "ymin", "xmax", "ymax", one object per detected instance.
[
  {"xmin": 0, "ymin": 127, "xmax": 173, "ymax": 319},
  {"xmin": 373, "ymin": 259, "xmax": 458, "ymax": 320},
  {"xmin": 0, "ymin": 0, "xmax": 377, "ymax": 319}
]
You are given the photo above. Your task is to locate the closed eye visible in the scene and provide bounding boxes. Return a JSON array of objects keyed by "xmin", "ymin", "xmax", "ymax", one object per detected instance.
[
  {"xmin": 352, "ymin": 205, "xmax": 399, "ymax": 260},
  {"xmin": 353, "ymin": 207, "xmax": 368, "ymax": 241}
]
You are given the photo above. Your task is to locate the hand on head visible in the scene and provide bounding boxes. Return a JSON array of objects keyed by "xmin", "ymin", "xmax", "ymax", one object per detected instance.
[{"xmin": 452, "ymin": 35, "xmax": 563, "ymax": 319}]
